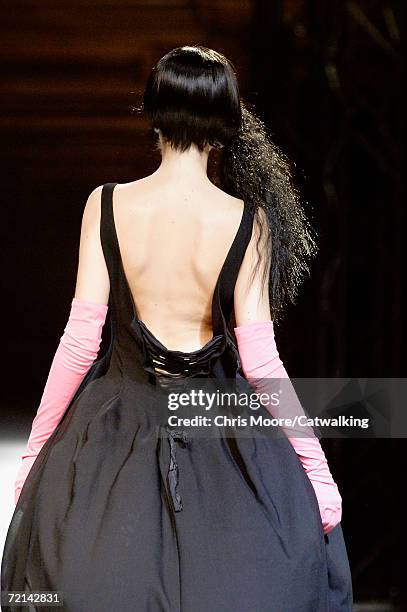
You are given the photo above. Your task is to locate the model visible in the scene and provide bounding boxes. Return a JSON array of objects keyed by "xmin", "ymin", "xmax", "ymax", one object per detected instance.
[{"xmin": 1, "ymin": 45, "xmax": 353, "ymax": 611}]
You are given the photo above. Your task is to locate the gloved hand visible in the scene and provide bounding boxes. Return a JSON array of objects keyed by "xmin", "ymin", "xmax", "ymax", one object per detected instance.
[
  {"xmin": 14, "ymin": 297, "xmax": 108, "ymax": 505},
  {"xmin": 234, "ymin": 320, "xmax": 342, "ymax": 534}
]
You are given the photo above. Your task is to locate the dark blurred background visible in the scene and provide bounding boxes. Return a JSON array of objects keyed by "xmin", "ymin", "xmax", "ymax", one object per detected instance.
[{"xmin": 0, "ymin": 1, "xmax": 403, "ymax": 608}]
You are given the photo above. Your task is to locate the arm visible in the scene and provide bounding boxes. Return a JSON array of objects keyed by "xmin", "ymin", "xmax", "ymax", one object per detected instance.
[
  {"xmin": 233, "ymin": 210, "xmax": 342, "ymax": 534},
  {"xmin": 14, "ymin": 186, "xmax": 110, "ymax": 504}
]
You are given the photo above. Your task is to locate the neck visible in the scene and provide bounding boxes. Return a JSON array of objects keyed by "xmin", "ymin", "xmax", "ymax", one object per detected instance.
[{"xmin": 153, "ymin": 132, "xmax": 211, "ymax": 185}]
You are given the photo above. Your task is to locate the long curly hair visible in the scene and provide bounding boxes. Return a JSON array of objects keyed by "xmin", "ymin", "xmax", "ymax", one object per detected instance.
[{"xmin": 140, "ymin": 45, "xmax": 318, "ymax": 323}]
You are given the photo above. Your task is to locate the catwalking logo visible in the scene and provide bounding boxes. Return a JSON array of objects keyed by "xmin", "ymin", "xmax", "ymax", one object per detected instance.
[{"xmin": 258, "ymin": 414, "xmax": 370, "ymax": 429}]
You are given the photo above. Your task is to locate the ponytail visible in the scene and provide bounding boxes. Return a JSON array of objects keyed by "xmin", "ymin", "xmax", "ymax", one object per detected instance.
[{"xmin": 218, "ymin": 102, "xmax": 318, "ymax": 324}]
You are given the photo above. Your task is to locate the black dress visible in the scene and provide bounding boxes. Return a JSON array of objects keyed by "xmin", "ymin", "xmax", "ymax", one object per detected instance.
[{"xmin": 1, "ymin": 183, "xmax": 353, "ymax": 611}]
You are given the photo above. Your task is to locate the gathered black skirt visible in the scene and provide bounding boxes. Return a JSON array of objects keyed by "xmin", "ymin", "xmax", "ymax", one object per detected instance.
[{"xmin": 2, "ymin": 369, "xmax": 353, "ymax": 612}]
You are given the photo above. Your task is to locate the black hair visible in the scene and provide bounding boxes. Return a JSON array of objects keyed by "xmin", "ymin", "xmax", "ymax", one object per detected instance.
[{"xmin": 140, "ymin": 45, "xmax": 318, "ymax": 323}]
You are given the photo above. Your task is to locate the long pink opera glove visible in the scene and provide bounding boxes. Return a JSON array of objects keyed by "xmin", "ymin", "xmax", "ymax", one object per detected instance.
[
  {"xmin": 14, "ymin": 297, "xmax": 108, "ymax": 505},
  {"xmin": 234, "ymin": 320, "xmax": 342, "ymax": 534}
]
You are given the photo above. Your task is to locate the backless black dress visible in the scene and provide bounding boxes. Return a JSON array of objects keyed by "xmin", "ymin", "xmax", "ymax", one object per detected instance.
[{"xmin": 1, "ymin": 183, "xmax": 353, "ymax": 611}]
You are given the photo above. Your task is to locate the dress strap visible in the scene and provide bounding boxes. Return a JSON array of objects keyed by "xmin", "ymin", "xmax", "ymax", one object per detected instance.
[
  {"xmin": 211, "ymin": 203, "xmax": 256, "ymax": 335},
  {"xmin": 100, "ymin": 182, "xmax": 128, "ymax": 332},
  {"xmin": 100, "ymin": 182, "xmax": 120, "ymax": 289}
]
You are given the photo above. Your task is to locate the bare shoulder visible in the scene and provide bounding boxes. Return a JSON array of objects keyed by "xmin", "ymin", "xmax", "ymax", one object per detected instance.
[
  {"xmin": 205, "ymin": 184, "xmax": 245, "ymax": 227},
  {"xmin": 112, "ymin": 178, "xmax": 158, "ymax": 209},
  {"xmin": 115, "ymin": 177, "xmax": 155, "ymax": 197},
  {"xmin": 209, "ymin": 182, "xmax": 244, "ymax": 208},
  {"xmin": 116, "ymin": 178, "xmax": 148, "ymax": 191},
  {"xmin": 81, "ymin": 184, "xmax": 104, "ymax": 227}
]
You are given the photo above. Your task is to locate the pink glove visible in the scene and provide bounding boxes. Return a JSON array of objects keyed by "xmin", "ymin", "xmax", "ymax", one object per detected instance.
[
  {"xmin": 234, "ymin": 320, "xmax": 342, "ymax": 534},
  {"xmin": 14, "ymin": 297, "xmax": 108, "ymax": 505}
]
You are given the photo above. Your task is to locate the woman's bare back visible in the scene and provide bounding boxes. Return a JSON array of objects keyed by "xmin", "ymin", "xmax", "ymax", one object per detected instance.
[{"xmin": 112, "ymin": 176, "xmax": 245, "ymax": 352}]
